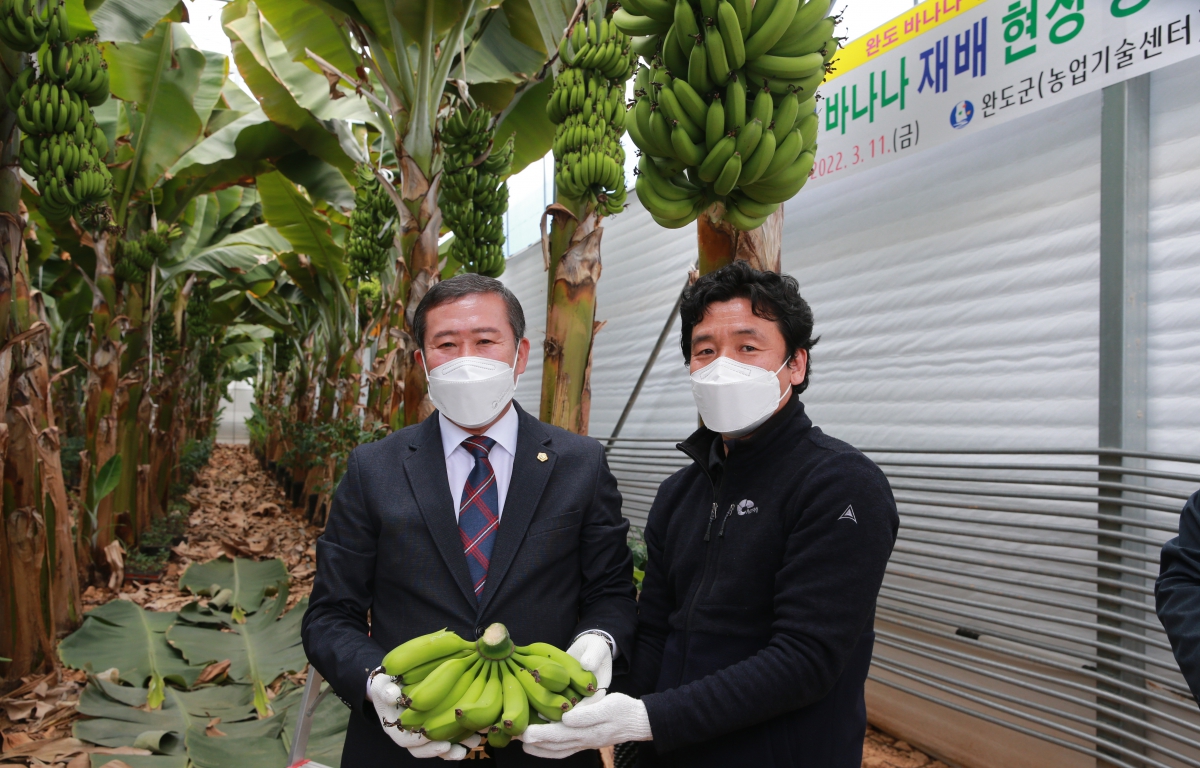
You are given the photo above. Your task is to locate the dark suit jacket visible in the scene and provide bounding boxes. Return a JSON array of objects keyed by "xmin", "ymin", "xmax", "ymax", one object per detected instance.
[{"xmin": 301, "ymin": 402, "xmax": 637, "ymax": 766}]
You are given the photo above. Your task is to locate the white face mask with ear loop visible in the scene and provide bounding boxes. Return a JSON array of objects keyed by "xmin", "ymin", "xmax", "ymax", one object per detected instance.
[
  {"xmin": 423, "ymin": 348, "xmax": 521, "ymax": 430},
  {"xmin": 689, "ymin": 356, "xmax": 793, "ymax": 438}
]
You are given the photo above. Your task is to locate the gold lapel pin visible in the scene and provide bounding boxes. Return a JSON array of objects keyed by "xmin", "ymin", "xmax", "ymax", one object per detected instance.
[{"xmin": 537, "ymin": 452, "xmax": 548, "ymax": 462}]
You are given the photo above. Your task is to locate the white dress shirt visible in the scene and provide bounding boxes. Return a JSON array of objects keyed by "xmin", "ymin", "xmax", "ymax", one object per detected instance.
[{"xmin": 440, "ymin": 405, "xmax": 519, "ymax": 519}]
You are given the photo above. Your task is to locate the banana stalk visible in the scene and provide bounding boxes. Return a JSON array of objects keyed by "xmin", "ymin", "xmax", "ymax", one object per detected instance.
[
  {"xmin": 540, "ymin": 201, "xmax": 604, "ymax": 434},
  {"xmin": 696, "ymin": 201, "xmax": 784, "ymax": 275}
]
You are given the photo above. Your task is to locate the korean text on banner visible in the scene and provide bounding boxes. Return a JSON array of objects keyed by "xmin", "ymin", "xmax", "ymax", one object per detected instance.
[{"xmin": 810, "ymin": 0, "xmax": 1198, "ymax": 186}]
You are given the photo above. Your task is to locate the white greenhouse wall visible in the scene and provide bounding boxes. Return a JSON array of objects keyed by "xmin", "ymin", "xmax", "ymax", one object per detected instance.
[{"xmin": 1147, "ymin": 54, "xmax": 1200, "ymax": 457}]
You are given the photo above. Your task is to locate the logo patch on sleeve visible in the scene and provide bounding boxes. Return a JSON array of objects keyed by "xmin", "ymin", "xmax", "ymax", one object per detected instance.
[{"xmin": 838, "ymin": 505, "xmax": 857, "ymax": 523}]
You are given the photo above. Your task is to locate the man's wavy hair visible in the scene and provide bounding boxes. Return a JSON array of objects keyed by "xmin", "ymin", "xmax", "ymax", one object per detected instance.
[{"xmin": 679, "ymin": 261, "xmax": 818, "ymax": 395}]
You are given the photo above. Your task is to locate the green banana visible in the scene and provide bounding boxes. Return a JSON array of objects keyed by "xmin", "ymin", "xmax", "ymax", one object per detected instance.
[
  {"xmin": 507, "ymin": 660, "xmax": 572, "ymax": 722},
  {"xmin": 705, "ymin": 94, "xmax": 725, "ymax": 150},
  {"xmin": 423, "ymin": 666, "xmax": 487, "ymax": 741},
  {"xmin": 729, "ymin": 192, "xmax": 781, "ymax": 218},
  {"xmin": 741, "ymin": 149, "xmax": 815, "ymax": 203},
  {"xmin": 796, "ymin": 111, "xmax": 819, "ymax": 151},
  {"xmin": 737, "ymin": 128, "xmax": 776, "ymax": 184},
  {"xmin": 658, "ymin": 86, "xmax": 703, "ymax": 143},
  {"xmin": 776, "ymin": 0, "xmax": 832, "ymax": 47},
  {"xmin": 704, "ymin": 23, "xmax": 730, "ymax": 84},
  {"xmin": 631, "ymin": 34, "xmax": 661, "ymax": 58},
  {"xmin": 674, "ymin": 0, "xmax": 700, "ymax": 40},
  {"xmin": 499, "ymin": 658, "xmax": 530, "ymax": 736},
  {"xmin": 636, "ymin": 173, "xmax": 701, "ymax": 220},
  {"xmin": 511, "ymin": 652, "xmax": 572, "ymax": 693},
  {"xmin": 717, "ymin": 1, "xmax": 746, "ymax": 69},
  {"xmin": 613, "ymin": 8, "xmax": 670, "ymax": 36},
  {"xmin": 749, "ymin": 0, "xmax": 779, "ymax": 35},
  {"xmin": 457, "ymin": 662, "xmax": 505, "ymax": 731},
  {"xmin": 639, "ymin": 156, "xmax": 701, "ymax": 201},
  {"xmin": 759, "ymin": 127, "xmax": 803, "ymax": 180},
  {"xmin": 687, "ymin": 39, "xmax": 713, "ymax": 94},
  {"xmin": 671, "ymin": 121, "xmax": 706, "ymax": 166},
  {"xmin": 746, "ymin": 51, "xmax": 825, "ymax": 79},
  {"xmin": 383, "ymin": 629, "xmax": 475, "ymax": 677},
  {"xmin": 400, "ymin": 649, "xmax": 474, "ymax": 684},
  {"xmin": 771, "ymin": 90, "xmax": 800, "ymax": 142},
  {"xmin": 672, "ymin": 79, "xmax": 709, "ymax": 125},
  {"xmin": 713, "ymin": 151, "xmax": 742, "ymax": 195},
  {"xmin": 633, "ymin": 0, "xmax": 675, "ymax": 23},
  {"xmin": 403, "ymin": 652, "xmax": 480, "ymax": 711},
  {"xmin": 648, "ymin": 108, "xmax": 675, "ymax": 157},
  {"xmin": 735, "ymin": 117, "xmax": 763, "ymax": 157},
  {"xmin": 751, "ymin": 87, "xmax": 774, "ymax": 127},
  {"xmin": 744, "ymin": 0, "xmax": 800, "ymax": 61},
  {"xmin": 698, "ymin": 134, "xmax": 736, "ymax": 182},
  {"xmin": 724, "ymin": 75, "xmax": 745, "ymax": 133},
  {"xmin": 772, "ymin": 15, "xmax": 836, "ymax": 57},
  {"xmin": 488, "ymin": 729, "xmax": 513, "ymax": 748},
  {"xmin": 723, "ymin": 202, "xmax": 770, "ymax": 229}
]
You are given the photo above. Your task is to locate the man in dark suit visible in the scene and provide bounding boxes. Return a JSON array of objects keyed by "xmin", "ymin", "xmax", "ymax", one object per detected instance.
[{"xmin": 302, "ymin": 274, "xmax": 637, "ymax": 765}]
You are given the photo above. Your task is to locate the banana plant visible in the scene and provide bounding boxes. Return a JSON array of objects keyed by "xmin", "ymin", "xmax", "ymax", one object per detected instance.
[{"xmin": 227, "ymin": 0, "xmax": 568, "ymax": 428}]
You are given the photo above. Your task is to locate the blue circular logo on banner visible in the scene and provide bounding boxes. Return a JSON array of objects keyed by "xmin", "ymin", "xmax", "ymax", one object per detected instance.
[{"xmin": 950, "ymin": 101, "xmax": 974, "ymax": 129}]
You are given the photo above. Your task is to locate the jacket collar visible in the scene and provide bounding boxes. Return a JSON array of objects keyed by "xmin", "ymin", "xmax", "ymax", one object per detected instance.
[
  {"xmin": 402, "ymin": 401, "xmax": 555, "ymax": 616},
  {"xmin": 677, "ymin": 396, "xmax": 811, "ymax": 483}
]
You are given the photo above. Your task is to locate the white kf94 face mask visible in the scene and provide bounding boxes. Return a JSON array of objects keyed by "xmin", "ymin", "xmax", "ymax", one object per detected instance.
[
  {"xmin": 689, "ymin": 356, "xmax": 792, "ymax": 438},
  {"xmin": 424, "ymin": 351, "xmax": 519, "ymax": 429}
]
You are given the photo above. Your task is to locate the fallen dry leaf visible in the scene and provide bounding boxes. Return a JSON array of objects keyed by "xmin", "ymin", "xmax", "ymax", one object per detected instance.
[{"xmin": 196, "ymin": 660, "xmax": 231, "ymax": 685}]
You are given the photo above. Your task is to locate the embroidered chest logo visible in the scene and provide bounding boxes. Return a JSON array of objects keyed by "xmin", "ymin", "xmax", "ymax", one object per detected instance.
[
  {"xmin": 839, "ymin": 505, "xmax": 857, "ymax": 523},
  {"xmin": 737, "ymin": 499, "xmax": 758, "ymax": 516}
]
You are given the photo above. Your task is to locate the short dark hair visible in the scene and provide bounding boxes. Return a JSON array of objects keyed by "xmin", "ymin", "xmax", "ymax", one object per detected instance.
[
  {"xmin": 412, "ymin": 273, "xmax": 526, "ymax": 349},
  {"xmin": 679, "ymin": 261, "xmax": 818, "ymax": 395}
]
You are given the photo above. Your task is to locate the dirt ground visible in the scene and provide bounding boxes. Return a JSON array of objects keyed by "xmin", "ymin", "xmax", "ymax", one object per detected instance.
[{"xmin": 0, "ymin": 445, "xmax": 949, "ymax": 768}]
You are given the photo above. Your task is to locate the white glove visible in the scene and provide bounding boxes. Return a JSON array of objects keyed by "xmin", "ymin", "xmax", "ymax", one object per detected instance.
[
  {"xmin": 520, "ymin": 692, "xmax": 651, "ymax": 759},
  {"xmin": 566, "ymin": 634, "xmax": 612, "ymax": 707},
  {"xmin": 367, "ymin": 667, "xmax": 482, "ymax": 760}
]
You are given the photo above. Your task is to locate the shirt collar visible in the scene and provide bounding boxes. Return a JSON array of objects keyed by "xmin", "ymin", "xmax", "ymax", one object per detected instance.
[{"xmin": 439, "ymin": 403, "xmax": 520, "ymax": 459}]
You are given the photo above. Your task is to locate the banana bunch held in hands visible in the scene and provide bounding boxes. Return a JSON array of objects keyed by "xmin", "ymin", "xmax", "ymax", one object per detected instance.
[
  {"xmin": 616, "ymin": 0, "xmax": 838, "ymax": 230},
  {"xmin": 7, "ymin": 0, "xmax": 113, "ymax": 221},
  {"xmin": 547, "ymin": 16, "xmax": 637, "ymax": 215},
  {"xmin": 441, "ymin": 105, "xmax": 513, "ymax": 278},
  {"xmin": 378, "ymin": 624, "xmax": 598, "ymax": 749},
  {"xmin": 347, "ymin": 165, "xmax": 395, "ymax": 280}
]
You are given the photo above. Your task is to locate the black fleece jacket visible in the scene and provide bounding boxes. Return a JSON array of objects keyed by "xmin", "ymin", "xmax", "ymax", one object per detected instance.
[
  {"xmin": 1156, "ymin": 489, "xmax": 1200, "ymax": 704},
  {"xmin": 626, "ymin": 396, "xmax": 899, "ymax": 753}
]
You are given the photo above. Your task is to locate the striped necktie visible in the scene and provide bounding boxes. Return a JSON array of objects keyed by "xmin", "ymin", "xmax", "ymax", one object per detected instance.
[{"xmin": 459, "ymin": 436, "xmax": 499, "ymax": 601}]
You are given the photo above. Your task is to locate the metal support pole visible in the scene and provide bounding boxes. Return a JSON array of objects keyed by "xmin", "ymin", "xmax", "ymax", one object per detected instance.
[
  {"xmin": 606, "ymin": 279, "xmax": 688, "ymax": 447},
  {"xmin": 1097, "ymin": 74, "xmax": 1151, "ymax": 767},
  {"xmin": 289, "ymin": 667, "xmax": 330, "ymax": 766}
]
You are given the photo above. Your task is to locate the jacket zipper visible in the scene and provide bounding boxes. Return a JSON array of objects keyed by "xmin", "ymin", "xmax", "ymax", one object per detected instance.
[
  {"xmin": 703, "ymin": 502, "xmax": 718, "ymax": 541},
  {"xmin": 717, "ymin": 505, "xmax": 735, "ymax": 538}
]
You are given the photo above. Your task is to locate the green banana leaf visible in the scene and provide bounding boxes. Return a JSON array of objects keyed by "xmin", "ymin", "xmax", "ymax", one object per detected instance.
[
  {"xmin": 178, "ymin": 556, "xmax": 289, "ymax": 621},
  {"xmin": 186, "ymin": 727, "xmax": 290, "ymax": 768},
  {"xmin": 465, "ymin": 8, "xmax": 545, "ymax": 85},
  {"xmin": 159, "ymin": 224, "xmax": 291, "ymax": 282},
  {"xmin": 255, "ymin": 0, "xmax": 358, "ymax": 73},
  {"xmin": 493, "ymin": 76, "xmax": 555, "ymax": 176},
  {"xmin": 59, "ymin": 602, "xmax": 207, "ymax": 710},
  {"xmin": 277, "ymin": 681, "xmax": 348, "ymax": 768},
  {"xmin": 257, "ymin": 171, "xmax": 346, "ymax": 282},
  {"xmin": 75, "ymin": 678, "xmax": 285, "ymax": 766},
  {"xmin": 103, "ymin": 23, "xmax": 207, "ymax": 217},
  {"xmin": 89, "ymin": 0, "xmax": 180, "ymax": 43},
  {"xmin": 167, "ymin": 595, "xmax": 310, "ymax": 717},
  {"xmin": 393, "ymin": 0, "xmax": 473, "ymax": 47},
  {"xmin": 224, "ymin": 0, "xmax": 360, "ymax": 175}
]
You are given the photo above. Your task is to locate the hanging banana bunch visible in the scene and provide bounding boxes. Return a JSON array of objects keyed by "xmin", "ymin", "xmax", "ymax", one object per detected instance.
[
  {"xmin": 347, "ymin": 164, "xmax": 395, "ymax": 280},
  {"xmin": 7, "ymin": 0, "xmax": 113, "ymax": 222},
  {"xmin": 547, "ymin": 16, "xmax": 637, "ymax": 215},
  {"xmin": 615, "ymin": 0, "xmax": 838, "ymax": 230},
  {"xmin": 111, "ymin": 222, "xmax": 181, "ymax": 285},
  {"xmin": 440, "ymin": 105, "xmax": 513, "ymax": 278}
]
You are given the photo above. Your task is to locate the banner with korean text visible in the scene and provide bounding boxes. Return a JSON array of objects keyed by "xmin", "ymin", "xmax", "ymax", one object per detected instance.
[{"xmin": 810, "ymin": 0, "xmax": 1198, "ymax": 186}]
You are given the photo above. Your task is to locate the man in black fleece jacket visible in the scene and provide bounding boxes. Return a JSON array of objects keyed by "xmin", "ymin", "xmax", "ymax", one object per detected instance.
[{"xmin": 522, "ymin": 262, "xmax": 899, "ymax": 767}]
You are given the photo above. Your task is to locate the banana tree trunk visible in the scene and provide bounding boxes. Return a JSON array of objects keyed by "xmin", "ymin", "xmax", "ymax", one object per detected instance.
[
  {"xmin": 111, "ymin": 282, "xmax": 147, "ymax": 537},
  {"xmin": 540, "ymin": 202, "xmax": 604, "ymax": 434},
  {"xmin": 6, "ymin": 273, "xmax": 80, "ymax": 630},
  {"xmin": 82, "ymin": 234, "xmax": 122, "ymax": 555},
  {"xmin": 394, "ymin": 152, "xmax": 442, "ymax": 427},
  {"xmin": 696, "ymin": 203, "xmax": 785, "ymax": 275}
]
